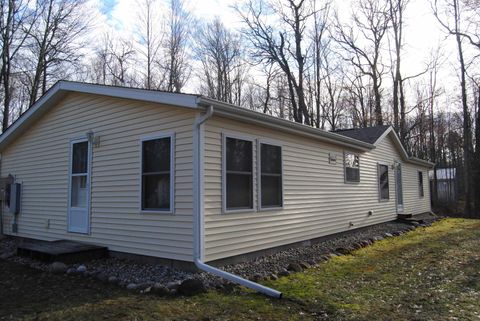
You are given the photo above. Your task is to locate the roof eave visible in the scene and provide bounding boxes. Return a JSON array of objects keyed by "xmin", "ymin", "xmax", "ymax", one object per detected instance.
[
  {"xmin": 374, "ymin": 127, "xmax": 434, "ymax": 168},
  {"xmin": 198, "ymin": 97, "xmax": 375, "ymax": 152},
  {"xmin": 0, "ymin": 81, "xmax": 200, "ymax": 152},
  {"xmin": 407, "ymin": 157, "xmax": 435, "ymax": 168}
]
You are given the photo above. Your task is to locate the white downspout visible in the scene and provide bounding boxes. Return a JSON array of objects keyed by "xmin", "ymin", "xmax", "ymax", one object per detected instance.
[{"xmin": 193, "ymin": 105, "xmax": 282, "ymax": 299}]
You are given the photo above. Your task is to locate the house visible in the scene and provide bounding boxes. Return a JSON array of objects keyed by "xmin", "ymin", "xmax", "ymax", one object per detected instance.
[{"xmin": 0, "ymin": 81, "xmax": 433, "ymax": 296}]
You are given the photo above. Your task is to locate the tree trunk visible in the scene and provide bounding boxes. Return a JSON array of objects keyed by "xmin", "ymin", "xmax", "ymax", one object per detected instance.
[{"xmin": 454, "ymin": 0, "xmax": 472, "ymax": 216}]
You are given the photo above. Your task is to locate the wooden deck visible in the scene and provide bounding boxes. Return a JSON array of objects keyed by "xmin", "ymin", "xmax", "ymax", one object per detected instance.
[{"xmin": 17, "ymin": 239, "xmax": 108, "ymax": 263}]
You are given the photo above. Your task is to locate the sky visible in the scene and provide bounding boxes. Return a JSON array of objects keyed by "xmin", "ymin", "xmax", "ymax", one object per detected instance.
[{"xmin": 85, "ymin": 0, "xmax": 462, "ymax": 111}]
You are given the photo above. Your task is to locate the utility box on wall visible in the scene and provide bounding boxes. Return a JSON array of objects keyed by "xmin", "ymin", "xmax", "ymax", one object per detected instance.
[{"xmin": 10, "ymin": 183, "xmax": 21, "ymax": 215}]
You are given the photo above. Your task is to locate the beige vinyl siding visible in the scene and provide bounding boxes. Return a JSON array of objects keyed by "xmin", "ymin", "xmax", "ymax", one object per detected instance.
[
  {"xmin": 402, "ymin": 164, "xmax": 431, "ymax": 215},
  {"xmin": 203, "ymin": 116, "xmax": 422, "ymax": 262},
  {"xmin": 1, "ymin": 93, "xmax": 196, "ymax": 261}
]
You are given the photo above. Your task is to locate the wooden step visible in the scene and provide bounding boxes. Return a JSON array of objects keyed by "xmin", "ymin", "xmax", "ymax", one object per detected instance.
[
  {"xmin": 397, "ymin": 213, "xmax": 413, "ymax": 219},
  {"xmin": 17, "ymin": 239, "xmax": 108, "ymax": 263}
]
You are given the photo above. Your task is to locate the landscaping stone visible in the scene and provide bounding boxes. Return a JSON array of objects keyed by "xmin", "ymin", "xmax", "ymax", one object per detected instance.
[
  {"xmin": 278, "ymin": 268, "xmax": 290, "ymax": 277},
  {"xmin": 1, "ymin": 217, "xmax": 437, "ymax": 293},
  {"xmin": 298, "ymin": 261, "xmax": 310, "ymax": 269},
  {"xmin": 0, "ymin": 251, "xmax": 15, "ymax": 260},
  {"xmin": 126, "ymin": 283, "xmax": 138, "ymax": 290},
  {"xmin": 143, "ymin": 286, "xmax": 152, "ymax": 294},
  {"xmin": 152, "ymin": 283, "xmax": 170, "ymax": 296},
  {"xmin": 250, "ymin": 273, "xmax": 263, "ymax": 282},
  {"xmin": 76, "ymin": 265, "xmax": 87, "ymax": 273},
  {"xmin": 96, "ymin": 272, "xmax": 109, "ymax": 283},
  {"xmin": 287, "ymin": 263, "xmax": 303, "ymax": 272},
  {"xmin": 270, "ymin": 273, "xmax": 278, "ymax": 280},
  {"xmin": 66, "ymin": 267, "xmax": 77, "ymax": 275},
  {"xmin": 335, "ymin": 247, "xmax": 350, "ymax": 255},
  {"xmin": 108, "ymin": 276, "xmax": 118, "ymax": 284},
  {"xmin": 166, "ymin": 281, "xmax": 181, "ymax": 290},
  {"xmin": 177, "ymin": 279, "xmax": 206, "ymax": 296},
  {"xmin": 49, "ymin": 262, "xmax": 67, "ymax": 274}
]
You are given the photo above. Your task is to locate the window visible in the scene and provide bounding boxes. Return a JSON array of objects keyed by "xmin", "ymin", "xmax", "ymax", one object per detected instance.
[
  {"xmin": 225, "ymin": 136, "xmax": 253, "ymax": 211},
  {"xmin": 418, "ymin": 171, "xmax": 424, "ymax": 197},
  {"xmin": 141, "ymin": 135, "xmax": 173, "ymax": 212},
  {"xmin": 260, "ymin": 143, "xmax": 282, "ymax": 209},
  {"xmin": 344, "ymin": 152, "xmax": 360, "ymax": 183},
  {"xmin": 71, "ymin": 141, "xmax": 89, "ymax": 207},
  {"xmin": 378, "ymin": 164, "xmax": 390, "ymax": 201}
]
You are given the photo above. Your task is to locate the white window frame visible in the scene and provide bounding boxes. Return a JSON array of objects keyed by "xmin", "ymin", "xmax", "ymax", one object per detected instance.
[
  {"xmin": 222, "ymin": 132, "xmax": 256, "ymax": 214},
  {"xmin": 377, "ymin": 161, "xmax": 390, "ymax": 202},
  {"xmin": 257, "ymin": 139, "xmax": 284, "ymax": 211},
  {"xmin": 344, "ymin": 151, "xmax": 360, "ymax": 184},
  {"xmin": 418, "ymin": 170, "xmax": 425, "ymax": 198},
  {"xmin": 139, "ymin": 132, "xmax": 175, "ymax": 214},
  {"xmin": 67, "ymin": 137, "xmax": 92, "ymax": 234}
]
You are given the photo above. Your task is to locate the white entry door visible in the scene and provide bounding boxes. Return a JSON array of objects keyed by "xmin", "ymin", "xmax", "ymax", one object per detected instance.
[
  {"xmin": 395, "ymin": 162, "xmax": 404, "ymax": 213},
  {"xmin": 68, "ymin": 139, "xmax": 91, "ymax": 233}
]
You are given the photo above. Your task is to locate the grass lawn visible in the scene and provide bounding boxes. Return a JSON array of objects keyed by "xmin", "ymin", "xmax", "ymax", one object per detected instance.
[{"xmin": 1, "ymin": 218, "xmax": 480, "ymax": 321}]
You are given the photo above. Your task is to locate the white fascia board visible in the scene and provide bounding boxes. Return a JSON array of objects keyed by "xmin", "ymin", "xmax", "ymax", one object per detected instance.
[
  {"xmin": 198, "ymin": 97, "xmax": 375, "ymax": 152},
  {"xmin": 0, "ymin": 81, "xmax": 201, "ymax": 151},
  {"xmin": 0, "ymin": 82, "xmax": 67, "ymax": 150},
  {"xmin": 373, "ymin": 126, "xmax": 434, "ymax": 168},
  {"xmin": 59, "ymin": 81, "xmax": 199, "ymax": 108},
  {"xmin": 407, "ymin": 157, "xmax": 435, "ymax": 168}
]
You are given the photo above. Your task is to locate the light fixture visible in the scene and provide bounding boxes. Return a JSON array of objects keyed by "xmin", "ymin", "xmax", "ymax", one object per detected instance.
[{"xmin": 86, "ymin": 130, "xmax": 100, "ymax": 148}]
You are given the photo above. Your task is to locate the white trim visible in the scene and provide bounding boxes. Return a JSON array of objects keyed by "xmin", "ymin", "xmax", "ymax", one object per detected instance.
[
  {"xmin": 377, "ymin": 162, "xmax": 390, "ymax": 202},
  {"xmin": 0, "ymin": 81, "xmax": 199, "ymax": 151},
  {"xmin": 60, "ymin": 82, "xmax": 199, "ymax": 108},
  {"xmin": 395, "ymin": 161, "xmax": 404, "ymax": 213},
  {"xmin": 373, "ymin": 127, "xmax": 435, "ymax": 168},
  {"xmin": 343, "ymin": 151, "xmax": 361, "ymax": 184},
  {"xmin": 372, "ymin": 126, "xmax": 393, "ymax": 145},
  {"xmin": 139, "ymin": 132, "xmax": 175, "ymax": 214},
  {"xmin": 199, "ymin": 97, "xmax": 374, "ymax": 152},
  {"xmin": 67, "ymin": 137, "xmax": 92, "ymax": 234},
  {"xmin": 221, "ymin": 132, "xmax": 256, "ymax": 214},
  {"xmin": 257, "ymin": 139, "xmax": 284, "ymax": 211}
]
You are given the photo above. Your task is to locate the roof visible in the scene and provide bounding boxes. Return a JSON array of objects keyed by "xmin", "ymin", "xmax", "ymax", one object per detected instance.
[
  {"xmin": 333, "ymin": 125, "xmax": 434, "ymax": 168},
  {"xmin": 0, "ymin": 81, "xmax": 433, "ymax": 168},
  {"xmin": 333, "ymin": 125, "xmax": 391, "ymax": 144},
  {"xmin": 0, "ymin": 81, "xmax": 374, "ymax": 153}
]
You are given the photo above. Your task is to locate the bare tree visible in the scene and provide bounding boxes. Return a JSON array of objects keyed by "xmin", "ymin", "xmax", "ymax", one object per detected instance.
[
  {"xmin": 426, "ymin": 47, "xmax": 444, "ymax": 206},
  {"xmin": 321, "ymin": 45, "xmax": 345, "ymax": 130},
  {"xmin": 433, "ymin": 0, "xmax": 474, "ymax": 215},
  {"xmin": 88, "ymin": 33, "xmax": 110, "ymax": 85},
  {"xmin": 26, "ymin": 0, "xmax": 88, "ymax": 106},
  {"xmin": 388, "ymin": 0, "xmax": 408, "ymax": 139},
  {"xmin": 311, "ymin": 1, "xmax": 331, "ymax": 128},
  {"xmin": 106, "ymin": 37, "xmax": 136, "ymax": 86},
  {"xmin": 88, "ymin": 33, "xmax": 136, "ymax": 87},
  {"xmin": 235, "ymin": 0, "xmax": 314, "ymax": 125},
  {"xmin": 334, "ymin": 0, "xmax": 390, "ymax": 125},
  {"xmin": 135, "ymin": 0, "xmax": 161, "ymax": 89},
  {"xmin": 194, "ymin": 18, "xmax": 246, "ymax": 105},
  {"xmin": 162, "ymin": 0, "xmax": 191, "ymax": 92},
  {"xmin": 0, "ymin": 0, "xmax": 36, "ymax": 131}
]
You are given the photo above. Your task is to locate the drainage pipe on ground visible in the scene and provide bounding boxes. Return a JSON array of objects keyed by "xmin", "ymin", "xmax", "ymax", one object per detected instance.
[{"xmin": 192, "ymin": 104, "xmax": 282, "ymax": 299}]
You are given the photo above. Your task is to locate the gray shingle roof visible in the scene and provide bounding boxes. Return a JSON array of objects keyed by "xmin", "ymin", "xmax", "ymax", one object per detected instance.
[{"xmin": 332, "ymin": 125, "xmax": 391, "ymax": 144}]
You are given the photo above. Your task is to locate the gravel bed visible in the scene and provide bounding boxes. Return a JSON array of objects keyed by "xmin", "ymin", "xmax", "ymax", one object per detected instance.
[{"xmin": 0, "ymin": 214, "xmax": 440, "ymax": 294}]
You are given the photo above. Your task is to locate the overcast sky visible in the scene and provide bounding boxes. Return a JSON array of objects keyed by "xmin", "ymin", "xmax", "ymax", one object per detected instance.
[{"xmin": 85, "ymin": 0, "xmax": 462, "ymax": 113}]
